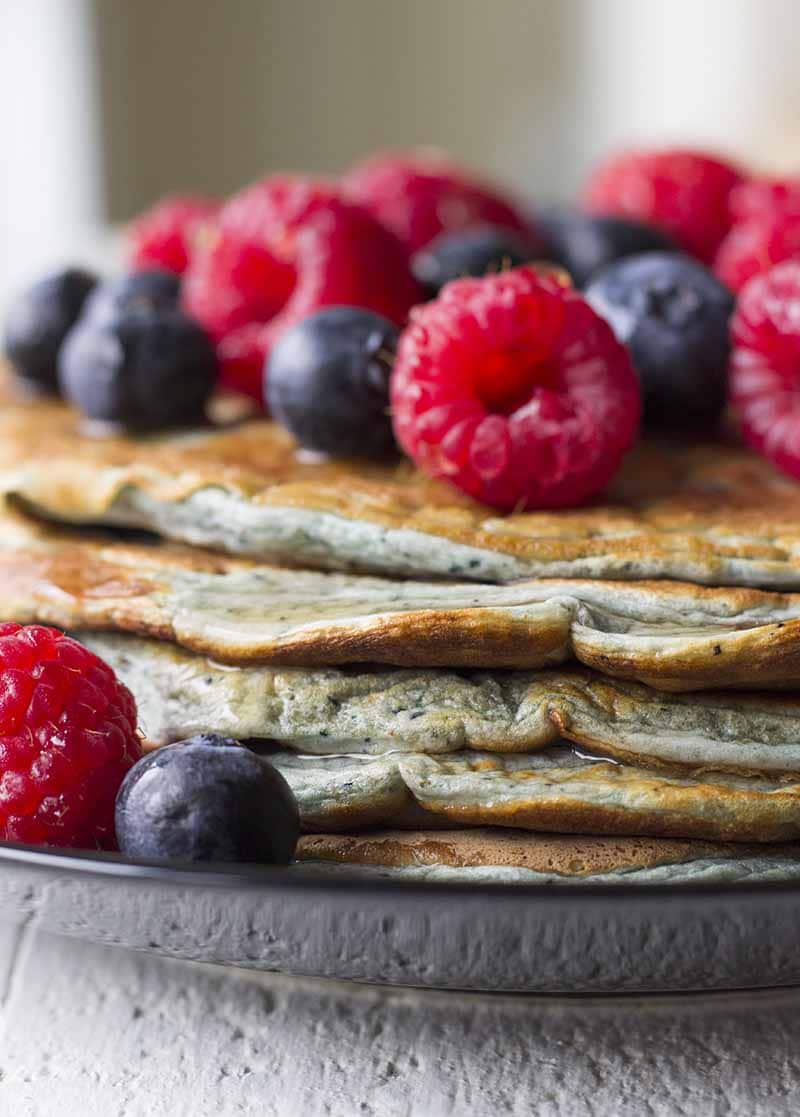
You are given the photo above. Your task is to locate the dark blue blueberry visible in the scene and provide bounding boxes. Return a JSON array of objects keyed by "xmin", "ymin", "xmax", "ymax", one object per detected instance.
[
  {"xmin": 585, "ymin": 251, "xmax": 734, "ymax": 430},
  {"xmin": 115, "ymin": 734, "xmax": 299, "ymax": 864},
  {"xmin": 412, "ymin": 224, "xmax": 535, "ymax": 297},
  {"xmin": 59, "ymin": 306, "xmax": 217, "ymax": 431},
  {"xmin": 538, "ymin": 210, "xmax": 677, "ymax": 288},
  {"xmin": 3, "ymin": 268, "xmax": 98, "ymax": 394},
  {"xmin": 83, "ymin": 269, "xmax": 181, "ymax": 323},
  {"xmin": 267, "ymin": 306, "xmax": 399, "ymax": 459}
]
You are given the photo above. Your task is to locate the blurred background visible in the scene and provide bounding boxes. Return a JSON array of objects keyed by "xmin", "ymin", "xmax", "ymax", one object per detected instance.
[{"xmin": 2, "ymin": 0, "xmax": 799, "ymax": 304}]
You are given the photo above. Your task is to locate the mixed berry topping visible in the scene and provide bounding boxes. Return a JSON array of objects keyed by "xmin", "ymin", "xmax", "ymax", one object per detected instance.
[
  {"xmin": 730, "ymin": 260, "xmax": 800, "ymax": 482},
  {"xmin": 182, "ymin": 174, "xmax": 420, "ymax": 404},
  {"xmin": 391, "ymin": 266, "xmax": 641, "ymax": 510},
  {"xmin": 411, "ymin": 224, "xmax": 536, "ymax": 298},
  {"xmin": 583, "ymin": 148, "xmax": 742, "ymax": 265},
  {"xmin": 4, "ymin": 268, "xmax": 97, "ymax": 395},
  {"xmin": 115, "ymin": 734, "xmax": 299, "ymax": 864},
  {"xmin": 267, "ymin": 306, "xmax": 399, "ymax": 459},
  {"xmin": 342, "ymin": 149, "xmax": 536, "ymax": 254},
  {"xmin": 0, "ymin": 625, "xmax": 141, "ymax": 848},
  {"xmin": 585, "ymin": 251, "xmax": 734, "ymax": 430},
  {"xmin": 129, "ymin": 194, "xmax": 219, "ymax": 275},
  {"xmin": 539, "ymin": 211, "xmax": 676, "ymax": 288}
]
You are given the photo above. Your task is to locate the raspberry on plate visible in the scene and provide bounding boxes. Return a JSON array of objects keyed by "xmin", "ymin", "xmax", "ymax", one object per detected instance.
[
  {"xmin": 391, "ymin": 266, "xmax": 641, "ymax": 510},
  {"xmin": 715, "ymin": 215, "xmax": 800, "ymax": 292},
  {"xmin": 729, "ymin": 177, "xmax": 800, "ymax": 223},
  {"xmin": 183, "ymin": 175, "xmax": 421, "ymax": 399},
  {"xmin": 730, "ymin": 260, "xmax": 800, "ymax": 482},
  {"xmin": 342, "ymin": 149, "xmax": 536, "ymax": 254},
  {"xmin": 583, "ymin": 148, "xmax": 743, "ymax": 264},
  {"xmin": 129, "ymin": 195, "xmax": 219, "ymax": 275},
  {"xmin": 0, "ymin": 625, "xmax": 141, "ymax": 848}
]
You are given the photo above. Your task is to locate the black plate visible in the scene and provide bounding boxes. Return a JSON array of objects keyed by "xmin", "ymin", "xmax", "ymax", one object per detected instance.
[{"xmin": 3, "ymin": 843, "xmax": 800, "ymax": 993}]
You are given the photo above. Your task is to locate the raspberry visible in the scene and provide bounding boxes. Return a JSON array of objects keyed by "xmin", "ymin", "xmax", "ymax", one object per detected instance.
[
  {"xmin": 182, "ymin": 226, "xmax": 295, "ymax": 342},
  {"xmin": 715, "ymin": 215, "xmax": 800, "ymax": 292},
  {"xmin": 391, "ymin": 267, "xmax": 640, "ymax": 510},
  {"xmin": 729, "ymin": 177, "xmax": 800, "ymax": 223},
  {"xmin": 0, "ymin": 625, "xmax": 141, "ymax": 849},
  {"xmin": 730, "ymin": 260, "xmax": 800, "ymax": 482},
  {"xmin": 342, "ymin": 149, "xmax": 535, "ymax": 254},
  {"xmin": 129, "ymin": 195, "xmax": 219, "ymax": 275},
  {"xmin": 218, "ymin": 321, "xmax": 270, "ymax": 402},
  {"xmin": 583, "ymin": 148, "xmax": 743, "ymax": 264},
  {"xmin": 183, "ymin": 175, "xmax": 421, "ymax": 400}
]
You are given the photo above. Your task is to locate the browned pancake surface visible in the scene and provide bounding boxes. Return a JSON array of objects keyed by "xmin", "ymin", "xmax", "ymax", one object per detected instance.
[{"xmin": 4, "ymin": 377, "xmax": 800, "ymax": 586}]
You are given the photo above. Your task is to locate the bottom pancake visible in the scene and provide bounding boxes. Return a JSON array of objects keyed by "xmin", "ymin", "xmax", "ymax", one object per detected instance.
[
  {"xmin": 296, "ymin": 830, "xmax": 800, "ymax": 884},
  {"xmin": 269, "ymin": 747, "xmax": 800, "ymax": 842}
]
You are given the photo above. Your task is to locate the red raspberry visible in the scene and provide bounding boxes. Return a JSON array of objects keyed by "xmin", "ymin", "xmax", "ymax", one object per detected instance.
[
  {"xmin": 391, "ymin": 267, "xmax": 640, "ymax": 510},
  {"xmin": 0, "ymin": 625, "xmax": 141, "ymax": 849},
  {"xmin": 715, "ymin": 215, "xmax": 800, "ymax": 292},
  {"xmin": 730, "ymin": 260, "xmax": 800, "ymax": 482},
  {"xmin": 218, "ymin": 321, "xmax": 270, "ymax": 402},
  {"xmin": 129, "ymin": 195, "xmax": 219, "ymax": 275},
  {"xmin": 729, "ymin": 177, "xmax": 800, "ymax": 223},
  {"xmin": 182, "ymin": 226, "xmax": 295, "ymax": 342},
  {"xmin": 183, "ymin": 175, "xmax": 421, "ymax": 398},
  {"xmin": 583, "ymin": 148, "xmax": 743, "ymax": 264},
  {"xmin": 342, "ymin": 149, "xmax": 535, "ymax": 254}
]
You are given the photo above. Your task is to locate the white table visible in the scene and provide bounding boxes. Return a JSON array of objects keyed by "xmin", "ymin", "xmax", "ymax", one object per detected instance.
[{"xmin": 0, "ymin": 919, "xmax": 798, "ymax": 1116}]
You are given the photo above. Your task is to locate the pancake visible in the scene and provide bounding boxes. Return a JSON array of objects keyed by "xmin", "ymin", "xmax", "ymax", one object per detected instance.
[
  {"xmin": 6, "ymin": 537, "xmax": 800, "ymax": 688},
  {"xmin": 4, "ymin": 382, "xmax": 800, "ymax": 589},
  {"xmin": 85, "ymin": 632, "xmax": 800, "ymax": 775},
  {"xmin": 267, "ymin": 747, "xmax": 800, "ymax": 842},
  {"xmin": 295, "ymin": 830, "xmax": 800, "ymax": 884}
]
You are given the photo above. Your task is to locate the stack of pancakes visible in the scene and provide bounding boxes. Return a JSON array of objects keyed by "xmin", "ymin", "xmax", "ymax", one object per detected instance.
[{"xmin": 6, "ymin": 380, "xmax": 800, "ymax": 884}]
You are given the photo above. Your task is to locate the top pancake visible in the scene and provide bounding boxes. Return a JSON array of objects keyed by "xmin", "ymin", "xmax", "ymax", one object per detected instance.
[{"xmin": 3, "ymin": 379, "xmax": 800, "ymax": 588}]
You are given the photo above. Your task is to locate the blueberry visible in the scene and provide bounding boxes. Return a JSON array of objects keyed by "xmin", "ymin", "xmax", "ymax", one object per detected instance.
[
  {"xmin": 585, "ymin": 251, "xmax": 734, "ymax": 430},
  {"xmin": 3, "ymin": 268, "xmax": 97, "ymax": 394},
  {"xmin": 539, "ymin": 211, "xmax": 677, "ymax": 287},
  {"xmin": 115, "ymin": 735, "xmax": 299, "ymax": 864},
  {"xmin": 267, "ymin": 306, "xmax": 399, "ymax": 459},
  {"xmin": 412, "ymin": 225, "xmax": 535, "ymax": 297},
  {"xmin": 59, "ymin": 307, "xmax": 217, "ymax": 431},
  {"xmin": 83, "ymin": 269, "xmax": 181, "ymax": 323}
]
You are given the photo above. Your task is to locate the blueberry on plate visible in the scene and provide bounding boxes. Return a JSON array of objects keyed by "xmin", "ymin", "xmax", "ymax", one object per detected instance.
[
  {"xmin": 267, "ymin": 306, "xmax": 400, "ymax": 459},
  {"xmin": 3, "ymin": 267, "xmax": 98, "ymax": 394},
  {"xmin": 83, "ymin": 269, "xmax": 181, "ymax": 323},
  {"xmin": 59, "ymin": 306, "xmax": 217, "ymax": 431},
  {"xmin": 115, "ymin": 735, "xmax": 299, "ymax": 864},
  {"xmin": 412, "ymin": 224, "xmax": 535, "ymax": 297},
  {"xmin": 585, "ymin": 251, "xmax": 734, "ymax": 431},
  {"xmin": 538, "ymin": 211, "xmax": 677, "ymax": 287}
]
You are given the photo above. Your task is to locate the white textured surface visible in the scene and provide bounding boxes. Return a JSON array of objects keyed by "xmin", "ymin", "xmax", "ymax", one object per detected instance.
[{"xmin": 1, "ymin": 922, "xmax": 800, "ymax": 1115}]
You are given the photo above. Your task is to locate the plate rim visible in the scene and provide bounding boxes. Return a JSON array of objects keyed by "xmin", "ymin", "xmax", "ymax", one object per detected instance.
[{"xmin": 3, "ymin": 839, "xmax": 800, "ymax": 905}]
